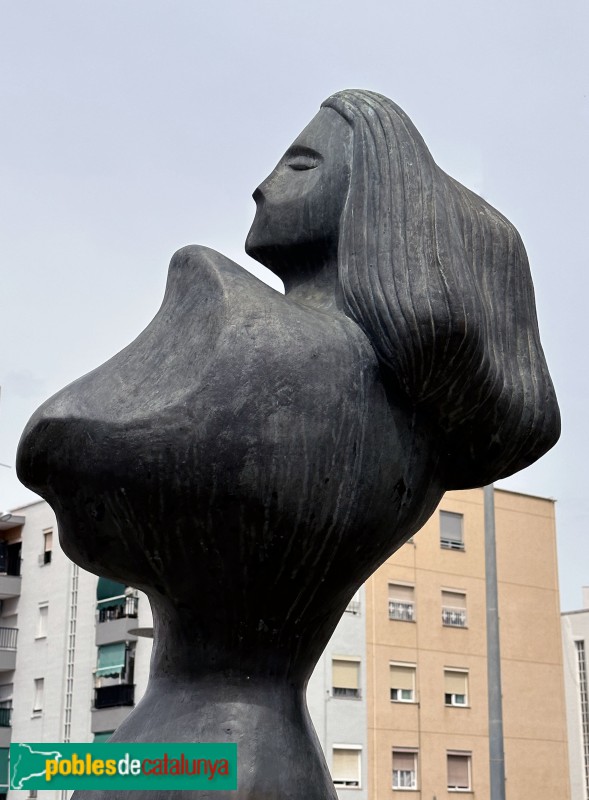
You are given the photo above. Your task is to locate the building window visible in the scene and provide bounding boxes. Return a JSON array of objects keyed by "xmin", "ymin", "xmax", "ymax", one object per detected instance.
[
  {"xmin": 442, "ymin": 590, "xmax": 467, "ymax": 627},
  {"xmin": 96, "ymin": 642, "xmax": 128, "ymax": 680},
  {"xmin": 36, "ymin": 604, "xmax": 48, "ymax": 639},
  {"xmin": 332, "ymin": 658, "xmax": 360, "ymax": 698},
  {"xmin": 575, "ymin": 640, "xmax": 589, "ymax": 799},
  {"xmin": 389, "ymin": 583, "xmax": 415, "ymax": 622},
  {"xmin": 447, "ymin": 751, "xmax": 471, "ymax": 791},
  {"xmin": 444, "ymin": 669, "xmax": 468, "ymax": 706},
  {"xmin": 440, "ymin": 511, "xmax": 464, "ymax": 550},
  {"xmin": 0, "ymin": 539, "xmax": 21, "ymax": 576},
  {"xmin": 94, "ymin": 731, "xmax": 114, "ymax": 743},
  {"xmin": 392, "ymin": 749, "xmax": 417, "ymax": 790},
  {"xmin": 0, "ymin": 684, "xmax": 13, "ymax": 728},
  {"xmin": 332, "ymin": 746, "xmax": 361, "ymax": 788},
  {"xmin": 42, "ymin": 530, "xmax": 53, "ymax": 565},
  {"xmin": 390, "ymin": 663, "xmax": 416, "ymax": 702},
  {"xmin": 345, "ymin": 590, "xmax": 361, "ymax": 615},
  {"xmin": 32, "ymin": 678, "xmax": 44, "ymax": 714}
]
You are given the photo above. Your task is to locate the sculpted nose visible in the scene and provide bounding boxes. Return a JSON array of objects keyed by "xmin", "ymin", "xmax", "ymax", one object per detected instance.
[{"xmin": 252, "ymin": 185, "xmax": 264, "ymax": 205}]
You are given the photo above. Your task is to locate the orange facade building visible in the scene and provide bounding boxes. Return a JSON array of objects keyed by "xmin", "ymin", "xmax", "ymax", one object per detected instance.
[{"xmin": 365, "ymin": 488, "xmax": 570, "ymax": 799}]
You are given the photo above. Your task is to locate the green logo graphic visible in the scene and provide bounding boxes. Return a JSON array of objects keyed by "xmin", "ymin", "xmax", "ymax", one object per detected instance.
[{"xmin": 10, "ymin": 743, "xmax": 237, "ymax": 790}]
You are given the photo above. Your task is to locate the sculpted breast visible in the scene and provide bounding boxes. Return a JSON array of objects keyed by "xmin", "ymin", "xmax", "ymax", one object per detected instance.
[{"xmin": 17, "ymin": 246, "xmax": 416, "ymax": 586}]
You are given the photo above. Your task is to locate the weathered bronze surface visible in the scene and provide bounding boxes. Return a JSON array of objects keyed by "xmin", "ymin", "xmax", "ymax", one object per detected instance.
[{"xmin": 17, "ymin": 90, "xmax": 560, "ymax": 799}]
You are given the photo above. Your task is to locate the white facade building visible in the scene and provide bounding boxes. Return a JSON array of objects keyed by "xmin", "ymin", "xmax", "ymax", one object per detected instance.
[
  {"xmin": 1, "ymin": 499, "xmax": 366, "ymax": 800},
  {"xmin": 307, "ymin": 589, "xmax": 367, "ymax": 799},
  {"xmin": 562, "ymin": 588, "xmax": 589, "ymax": 800}
]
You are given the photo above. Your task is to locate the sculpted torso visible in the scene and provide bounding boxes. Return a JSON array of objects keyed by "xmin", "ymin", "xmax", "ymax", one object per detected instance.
[{"xmin": 20, "ymin": 243, "xmax": 441, "ymax": 673}]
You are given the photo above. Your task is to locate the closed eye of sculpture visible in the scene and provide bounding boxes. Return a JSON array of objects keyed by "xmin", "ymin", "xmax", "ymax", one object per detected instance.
[{"xmin": 16, "ymin": 90, "xmax": 559, "ymax": 800}]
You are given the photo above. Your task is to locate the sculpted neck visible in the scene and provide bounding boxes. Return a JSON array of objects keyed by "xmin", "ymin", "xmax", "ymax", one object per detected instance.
[{"xmin": 279, "ymin": 246, "xmax": 342, "ymax": 313}]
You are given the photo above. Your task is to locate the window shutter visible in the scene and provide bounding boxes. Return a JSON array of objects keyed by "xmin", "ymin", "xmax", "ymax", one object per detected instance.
[
  {"xmin": 333, "ymin": 749, "xmax": 359, "ymax": 783},
  {"xmin": 332, "ymin": 660, "xmax": 359, "ymax": 690},
  {"xmin": 444, "ymin": 671, "xmax": 467, "ymax": 695},
  {"xmin": 393, "ymin": 751, "xmax": 415, "ymax": 771},
  {"xmin": 447, "ymin": 754, "xmax": 469, "ymax": 788},
  {"xmin": 440, "ymin": 511, "xmax": 463, "ymax": 541},
  {"xmin": 389, "ymin": 584, "xmax": 414, "ymax": 601},
  {"xmin": 43, "ymin": 531, "xmax": 53, "ymax": 551},
  {"xmin": 390, "ymin": 665, "xmax": 414, "ymax": 691},
  {"xmin": 33, "ymin": 678, "xmax": 44, "ymax": 711},
  {"xmin": 37, "ymin": 606, "xmax": 48, "ymax": 637},
  {"xmin": 442, "ymin": 590, "xmax": 466, "ymax": 608}
]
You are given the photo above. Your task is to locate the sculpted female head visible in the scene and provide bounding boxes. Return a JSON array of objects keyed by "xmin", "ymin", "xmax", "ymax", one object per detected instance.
[{"xmin": 252, "ymin": 89, "xmax": 560, "ymax": 490}]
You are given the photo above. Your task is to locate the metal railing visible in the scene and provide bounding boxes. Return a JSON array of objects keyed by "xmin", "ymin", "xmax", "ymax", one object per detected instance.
[
  {"xmin": 393, "ymin": 770, "xmax": 416, "ymax": 789},
  {"xmin": 442, "ymin": 607, "xmax": 467, "ymax": 627},
  {"xmin": 388, "ymin": 601, "xmax": 414, "ymax": 622},
  {"xmin": 0, "ymin": 702, "xmax": 12, "ymax": 727},
  {"xmin": 0, "ymin": 560, "xmax": 21, "ymax": 577},
  {"xmin": 345, "ymin": 600, "xmax": 360, "ymax": 615},
  {"xmin": 98, "ymin": 595, "xmax": 138, "ymax": 623},
  {"xmin": 0, "ymin": 627, "xmax": 18, "ymax": 650},
  {"xmin": 441, "ymin": 537, "xmax": 465, "ymax": 551},
  {"xmin": 94, "ymin": 684, "xmax": 135, "ymax": 709}
]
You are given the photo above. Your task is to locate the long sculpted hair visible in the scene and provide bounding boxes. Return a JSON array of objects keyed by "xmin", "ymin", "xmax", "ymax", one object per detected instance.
[{"xmin": 322, "ymin": 90, "xmax": 560, "ymax": 489}]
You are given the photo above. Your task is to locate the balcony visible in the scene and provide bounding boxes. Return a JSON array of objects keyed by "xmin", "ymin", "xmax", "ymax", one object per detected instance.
[
  {"xmin": 442, "ymin": 607, "xmax": 467, "ymax": 627},
  {"xmin": 0, "ymin": 703, "xmax": 12, "ymax": 748},
  {"xmin": 0, "ymin": 629, "xmax": 17, "ymax": 671},
  {"xmin": 388, "ymin": 601, "xmax": 415, "ymax": 622},
  {"xmin": 98, "ymin": 595, "xmax": 138, "ymax": 623},
  {"xmin": 96, "ymin": 595, "xmax": 139, "ymax": 647},
  {"xmin": 0, "ymin": 574, "xmax": 21, "ymax": 600},
  {"xmin": 91, "ymin": 685, "xmax": 134, "ymax": 734},
  {"xmin": 345, "ymin": 600, "xmax": 360, "ymax": 615},
  {"xmin": 0, "ymin": 539, "xmax": 22, "ymax": 600},
  {"xmin": 95, "ymin": 684, "xmax": 135, "ymax": 709}
]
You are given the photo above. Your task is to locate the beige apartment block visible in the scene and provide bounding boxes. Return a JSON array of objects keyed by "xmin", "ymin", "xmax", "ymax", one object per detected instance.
[{"xmin": 366, "ymin": 487, "xmax": 569, "ymax": 800}]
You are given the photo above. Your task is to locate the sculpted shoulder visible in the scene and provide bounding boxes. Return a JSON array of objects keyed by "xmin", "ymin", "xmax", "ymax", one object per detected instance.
[{"xmin": 163, "ymin": 244, "xmax": 283, "ymax": 313}]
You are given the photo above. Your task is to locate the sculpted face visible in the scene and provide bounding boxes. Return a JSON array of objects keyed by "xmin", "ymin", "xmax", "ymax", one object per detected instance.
[{"xmin": 245, "ymin": 107, "xmax": 352, "ymax": 277}]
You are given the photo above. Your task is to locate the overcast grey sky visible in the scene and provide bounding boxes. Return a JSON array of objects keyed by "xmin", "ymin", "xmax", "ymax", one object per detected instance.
[{"xmin": 1, "ymin": 1, "xmax": 587, "ymax": 610}]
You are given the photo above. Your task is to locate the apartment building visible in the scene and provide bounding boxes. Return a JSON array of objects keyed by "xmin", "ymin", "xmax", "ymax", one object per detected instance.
[
  {"xmin": 0, "ymin": 500, "xmax": 153, "ymax": 800},
  {"xmin": 367, "ymin": 488, "xmax": 570, "ymax": 799},
  {"xmin": 307, "ymin": 587, "xmax": 367, "ymax": 800},
  {"xmin": 561, "ymin": 588, "xmax": 589, "ymax": 800},
  {"xmin": 0, "ymin": 489, "xmax": 570, "ymax": 800}
]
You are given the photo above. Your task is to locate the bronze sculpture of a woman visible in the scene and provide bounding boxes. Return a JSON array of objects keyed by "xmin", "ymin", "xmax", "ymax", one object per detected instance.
[{"xmin": 17, "ymin": 90, "xmax": 560, "ymax": 800}]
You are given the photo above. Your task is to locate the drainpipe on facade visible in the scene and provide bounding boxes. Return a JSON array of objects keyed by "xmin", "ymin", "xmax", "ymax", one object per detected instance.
[{"xmin": 484, "ymin": 484, "xmax": 506, "ymax": 800}]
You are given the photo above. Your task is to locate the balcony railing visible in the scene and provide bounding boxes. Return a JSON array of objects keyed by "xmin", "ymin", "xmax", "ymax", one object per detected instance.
[
  {"xmin": 332, "ymin": 687, "xmax": 360, "ymax": 698},
  {"xmin": 393, "ymin": 770, "xmax": 416, "ymax": 789},
  {"xmin": 389, "ymin": 601, "xmax": 414, "ymax": 622},
  {"xmin": 0, "ymin": 702, "xmax": 12, "ymax": 727},
  {"xmin": 442, "ymin": 607, "xmax": 467, "ymax": 627},
  {"xmin": 0, "ymin": 628, "xmax": 18, "ymax": 650},
  {"xmin": 345, "ymin": 600, "xmax": 360, "ymax": 615},
  {"xmin": 94, "ymin": 684, "xmax": 135, "ymax": 709},
  {"xmin": 440, "ymin": 538, "xmax": 465, "ymax": 551},
  {"xmin": 98, "ymin": 595, "xmax": 139, "ymax": 623}
]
